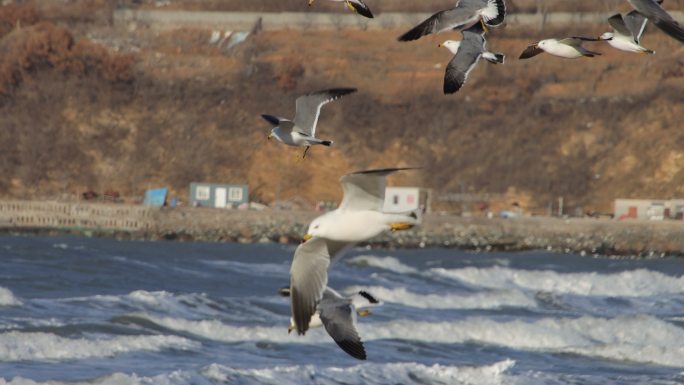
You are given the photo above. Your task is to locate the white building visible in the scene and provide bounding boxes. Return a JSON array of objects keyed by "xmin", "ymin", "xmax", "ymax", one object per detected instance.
[
  {"xmin": 383, "ymin": 187, "xmax": 429, "ymax": 213},
  {"xmin": 614, "ymin": 199, "xmax": 677, "ymax": 220}
]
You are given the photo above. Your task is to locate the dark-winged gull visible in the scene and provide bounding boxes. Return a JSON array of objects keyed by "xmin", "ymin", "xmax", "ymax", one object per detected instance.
[
  {"xmin": 308, "ymin": 0, "xmax": 374, "ymax": 19},
  {"xmin": 626, "ymin": 0, "xmax": 684, "ymax": 43},
  {"xmin": 438, "ymin": 22, "xmax": 505, "ymax": 94},
  {"xmin": 397, "ymin": 0, "xmax": 506, "ymax": 42},
  {"xmin": 291, "ymin": 168, "xmax": 419, "ymax": 334},
  {"xmin": 262, "ymin": 88, "xmax": 356, "ymax": 159},
  {"xmin": 599, "ymin": 10, "xmax": 656, "ymax": 54},
  {"xmin": 279, "ymin": 286, "xmax": 382, "ymax": 360},
  {"xmin": 519, "ymin": 37, "xmax": 601, "ymax": 59}
]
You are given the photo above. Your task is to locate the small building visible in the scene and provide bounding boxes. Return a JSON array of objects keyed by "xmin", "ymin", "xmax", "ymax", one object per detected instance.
[
  {"xmin": 143, "ymin": 188, "xmax": 168, "ymax": 207},
  {"xmin": 614, "ymin": 199, "xmax": 669, "ymax": 220},
  {"xmin": 383, "ymin": 187, "xmax": 430, "ymax": 213},
  {"xmin": 190, "ymin": 183, "xmax": 248, "ymax": 208}
]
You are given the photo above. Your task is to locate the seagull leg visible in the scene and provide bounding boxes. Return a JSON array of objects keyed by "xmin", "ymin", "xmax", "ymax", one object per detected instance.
[
  {"xmin": 301, "ymin": 146, "xmax": 310, "ymax": 159},
  {"xmin": 345, "ymin": 0, "xmax": 356, "ymax": 12},
  {"xmin": 480, "ymin": 18, "xmax": 489, "ymax": 33}
]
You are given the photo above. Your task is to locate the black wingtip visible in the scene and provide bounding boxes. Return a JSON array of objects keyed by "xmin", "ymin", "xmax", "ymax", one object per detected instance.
[
  {"xmin": 261, "ymin": 114, "xmax": 280, "ymax": 126},
  {"xmin": 485, "ymin": 0, "xmax": 506, "ymax": 27},
  {"xmin": 350, "ymin": 1, "xmax": 374, "ymax": 19},
  {"xmin": 443, "ymin": 80, "xmax": 462, "ymax": 95},
  {"xmin": 358, "ymin": 290, "xmax": 380, "ymax": 304},
  {"xmin": 321, "ymin": 140, "xmax": 333, "ymax": 147},
  {"xmin": 335, "ymin": 340, "xmax": 367, "ymax": 360}
]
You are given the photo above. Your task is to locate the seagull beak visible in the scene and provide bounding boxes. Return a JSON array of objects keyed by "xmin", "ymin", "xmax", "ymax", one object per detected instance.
[
  {"xmin": 302, "ymin": 234, "xmax": 313, "ymax": 242},
  {"xmin": 267, "ymin": 134, "xmax": 272, "ymax": 140},
  {"xmin": 308, "ymin": 0, "xmax": 315, "ymax": 5},
  {"xmin": 437, "ymin": 43, "xmax": 442, "ymax": 47},
  {"xmin": 288, "ymin": 325, "xmax": 295, "ymax": 334},
  {"xmin": 357, "ymin": 310, "xmax": 371, "ymax": 317}
]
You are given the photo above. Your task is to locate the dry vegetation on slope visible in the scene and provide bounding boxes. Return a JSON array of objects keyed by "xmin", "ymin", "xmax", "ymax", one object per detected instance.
[{"xmin": 0, "ymin": 1, "xmax": 683, "ymax": 214}]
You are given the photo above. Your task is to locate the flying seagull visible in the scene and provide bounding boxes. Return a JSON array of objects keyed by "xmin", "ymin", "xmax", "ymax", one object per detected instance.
[
  {"xmin": 626, "ymin": 0, "xmax": 684, "ymax": 43},
  {"xmin": 279, "ymin": 286, "xmax": 382, "ymax": 360},
  {"xmin": 519, "ymin": 37, "xmax": 601, "ymax": 59},
  {"xmin": 438, "ymin": 22, "xmax": 505, "ymax": 94},
  {"xmin": 291, "ymin": 168, "xmax": 419, "ymax": 334},
  {"xmin": 398, "ymin": 0, "xmax": 506, "ymax": 42},
  {"xmin": 304, "ymin": 168, "xmax": 420, "ymax": 243},
  {"xmin": 262, "ymin": 88, "xmax": 357, "ymax": 159},
  {"xmin": 308, "ymin": 0, "xmax": 374, "ymax": 19},
  {"xmin": 599, "ymin": 10, "xmax": 656, "ymax": 54}
]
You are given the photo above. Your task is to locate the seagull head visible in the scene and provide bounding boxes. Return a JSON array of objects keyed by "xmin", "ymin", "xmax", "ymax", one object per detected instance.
[
  {"xmin": 305, "ymin": 217, "xmax": 326, "ymax": 240},
  {"xmin": 599, "ymin": 32, "xmax": 614, "ymax": 41},
  {"xmin": 268, "ymin": 127, "xmax": 280, "ymax": 142},
  {"xmin": 438, "ymin": 40, "xmax": 461, "ymax": 55}
]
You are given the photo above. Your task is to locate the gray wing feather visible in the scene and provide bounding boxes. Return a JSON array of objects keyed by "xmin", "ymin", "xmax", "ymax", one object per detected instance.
[
  {"xmin": 398, "ymin": 8, "xmax": 475, "ymax": 41},
  {"xmin": 628, "ymin": 0, "xmax": 684, "ymax": 43},
  {"xmin": 338, "ymin": 168, "xmax": 416, "ymax": 211},
  {"xmin": 293, "ymin": 88, "xmax": 356, "ymax": 136},
  {"xmin": 318, "ymin": 297, "xmax": 366, "ymax": 360},
  {"xmin": 290, "ymin": 237, "xmax": 332, "ymax": 335},
  {"xmin": 624, "ymin": 10, "xmax": 649, "ymax": 42},
  {"xmin": 607, "ymin": 14, "xmax": 634, "ymax": 38},
  {"xmin": 444, "ymin": 30, "xmax": 484, "ymax": 94}
]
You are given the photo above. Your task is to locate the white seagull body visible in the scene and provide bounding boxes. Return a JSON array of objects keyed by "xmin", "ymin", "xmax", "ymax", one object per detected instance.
[
  {"xmin": 519, "ymin": 37, "xmax": 601, "ymax": 59},
  {"xmin": 600, "ymin": 11, "xmax": 655, "ymax": 54}
]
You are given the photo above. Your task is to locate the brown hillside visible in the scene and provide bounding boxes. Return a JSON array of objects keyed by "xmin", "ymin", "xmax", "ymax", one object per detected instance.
[{"xmin": 1, "ymin": 2, "xmax": 684, "ymax": 215}]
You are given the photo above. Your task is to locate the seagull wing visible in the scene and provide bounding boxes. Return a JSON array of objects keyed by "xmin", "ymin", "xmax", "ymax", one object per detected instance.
[
  {"xmin": 444, "ymin": 24, "xmax": 485, "ymax": 94},
  {"xmin": 293, "ymin": 88, "xmax": 357, "ymax": 136},
  {"xmin": 628, "ymin": 0, "xmax": 684, "ymax": 43},
  {"xmin": 607, "ymin": 14, "xmax": 634, "ymax": 38},
  {"xmin": 348, "ymin": 0, "xmax": 374, "ymax": 19},
  {"xmin": 338, "ymin": 168, "xmax": 417, "ymax": 211},
  {"xmin": 318, "ymin": 289, "xmax": 367, "ymax": 360},
  {"xmin": 397, "ymin": 8, "xmax": 475, "ymax": 42},
  {"xmin": 623, "ymin": 10, "xmax": 650, "ymax": 43},
  {"xmin": 289, "ymin": 237, "xmax": 331, "ymax": 335},
  {"xmin": 519, "ymin": 43, "xmax": 544, "ymax": 59}
]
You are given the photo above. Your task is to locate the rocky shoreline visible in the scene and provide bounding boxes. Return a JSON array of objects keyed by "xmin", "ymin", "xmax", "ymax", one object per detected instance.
[{"xmin": 4, "ymin": 208, "xmax": 684, "ymax": 258}]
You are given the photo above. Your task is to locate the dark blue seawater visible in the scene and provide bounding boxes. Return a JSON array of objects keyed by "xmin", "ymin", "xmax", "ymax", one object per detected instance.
[{"xmin": 1, "ymin": 235, "xmax": 684, "ymax": 384}]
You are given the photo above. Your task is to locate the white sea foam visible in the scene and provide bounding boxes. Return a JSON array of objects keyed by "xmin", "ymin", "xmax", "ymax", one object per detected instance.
[
  {"xmin": 0, "ymin": 287, "xmax": 21, "ymax": 306},
  {"xmin": 343, "ymin": 285, "xmax": 536, "ymax": 309},
  {"xmin": 140, "ymin": 313, "xmax": 684, "ymax": 367},
  {"xmin": 0, "ymin": 370, "xmax": 214, "ymax": 385},
  {"xmin": 346, "ymin": 256, "xmax": 419, "ymax": 274},
  {"xmin": 50, "ymin": 290, "xmax": 221, "ymax": 317},
  {"xmin": 0, "ymin": 332, "xmax": 198, "ymax": 361},
  {"xmin": 202, "ymin": 359, "xmax": 516, "ymax": 385},
  {"xmin": 430, "ymin": 266, "xmax": 684, "ymax": 297}
]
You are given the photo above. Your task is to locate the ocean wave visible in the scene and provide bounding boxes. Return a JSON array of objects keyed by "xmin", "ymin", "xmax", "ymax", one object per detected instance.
[
  {"xmin": 201, "ymin": 359, "xmax": 516, "ymax": 385},
  {"xmin": 343, "ymin": 285, "xmax": 536, "ymax": 309},
  {"xmin": 430, "ymin": 266, "xmax": 684, "ymax": 297},
  {"xmin": 346, "ymin": 256, "xmax": 419, "ymax": 274},
  {"xmin": 0, "ymin": 287, "xmax": 21, "ymax": 307},
  {"xmin": 136, "ymin": 313, "xmax": 684, "ymax": 367},
  {"xmin": 0, "ymin": 331, "xmax": 199, "ymax": 362}
]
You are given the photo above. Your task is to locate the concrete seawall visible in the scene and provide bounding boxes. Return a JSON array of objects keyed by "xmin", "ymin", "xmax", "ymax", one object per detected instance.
[{"xmin": 2, "ymin": 200, "xmax": 684, "ymax": 257}]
